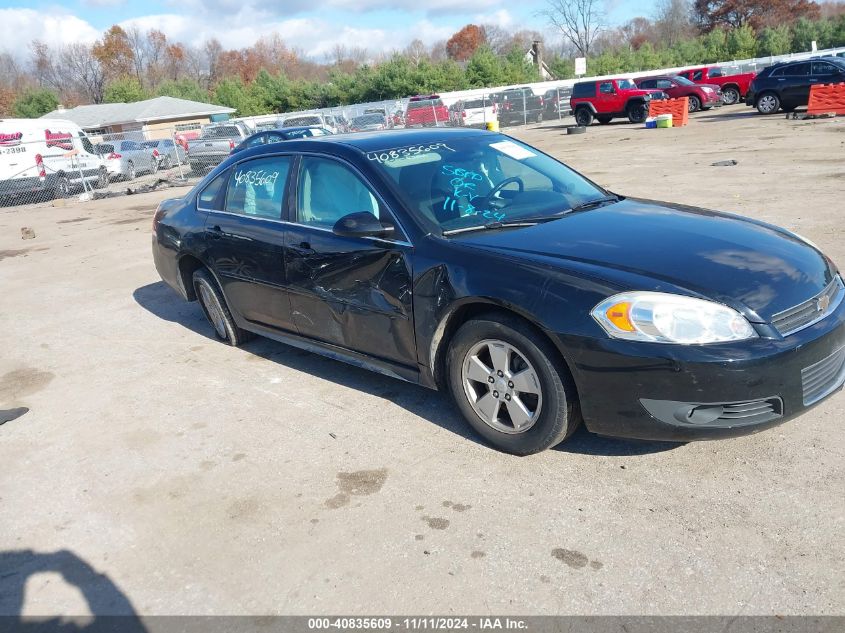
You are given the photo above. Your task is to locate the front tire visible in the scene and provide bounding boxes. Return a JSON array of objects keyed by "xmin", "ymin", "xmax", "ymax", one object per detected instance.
[
  {"xmin": 627, "ymin": 102, "xmax": 648, "ymax": 124},
  {"xmin": 756, "ymin": 92, "xmax": 780, "ymax": 114},
  {"xmin": 193, "ymin": 268, "xmax": 254, "ymax": 346},
  {"xmin": 688, "ymin": 95, "xmax": 701, "ymax": 112},
  {"xmin": 447, "ymin": 314, "xmax": 580, "ymax": 455}
]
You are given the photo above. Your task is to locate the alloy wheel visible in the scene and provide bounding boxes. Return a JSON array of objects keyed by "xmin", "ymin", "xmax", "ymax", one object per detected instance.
[
  {"xmin": 461, "ymin": 339, "xmax": 543, "ymax": 434},
  {"xmin": 758, "ymin": 95, "xmax": 778, "ymax": 114}
]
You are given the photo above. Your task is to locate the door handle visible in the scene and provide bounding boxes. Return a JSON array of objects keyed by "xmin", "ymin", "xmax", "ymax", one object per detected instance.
[
  {"xmin": 293, "ymin": 240, "xmax": 316, "ymax": 254},
  {"xmin": 207, "ymin": 225, "xmax": 223, "ymax": 239}
]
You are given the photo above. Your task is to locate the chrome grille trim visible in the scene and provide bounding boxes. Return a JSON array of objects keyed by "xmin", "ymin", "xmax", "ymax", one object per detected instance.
[
  {"xmin": 801, "ymin": 346, "xmax": 845, "ymax": 406},
  {"xmin": 771, "ymin": 276, "xmax": 844, "ymax": 337}
]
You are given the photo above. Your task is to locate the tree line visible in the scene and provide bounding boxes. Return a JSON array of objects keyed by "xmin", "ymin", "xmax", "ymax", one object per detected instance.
[{"xmin": 2, "ymin": 0, "xmax": 845, "ymax": 119}]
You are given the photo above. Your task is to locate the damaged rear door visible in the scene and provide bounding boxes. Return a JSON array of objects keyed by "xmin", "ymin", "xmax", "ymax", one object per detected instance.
[{"xmin": 283, "ymin": 155, "xmax": 415, "ymax": 366}]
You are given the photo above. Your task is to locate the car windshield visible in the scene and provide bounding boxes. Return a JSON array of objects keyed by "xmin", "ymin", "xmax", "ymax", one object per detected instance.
[
  {"xmin": 616, "ymin": 79, "xmax": 636, "ymax": 90},
  {"xmin": 284, "ymin": 116, "xmax": 321, "ymax": 127},
  {"xmin": 202, "ymin": 126, "xmax": 240, "ymax": 139},
  {"xmin": 369, "ymin": 136, "xmax": 608, "ymax": 234},
  {"xmin": 353, "ymin": 115, "xmax": 384, "ymax": 126},
  {"xmin": 673, "ymin": 76, "xmax": 695, "ymax": 86}
]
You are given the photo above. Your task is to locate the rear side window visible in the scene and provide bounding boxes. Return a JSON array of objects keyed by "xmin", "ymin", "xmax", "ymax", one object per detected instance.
[
  {"xmin": 198, "ymin": 172, "xmax": 227, "ymax": 210},
  {"xmin": 692, "ymin": 70, "xmax": 703, "ymax": 81},
  {"xmin": 599, "ymin": 82, "xmax": 614, "ymax": 94},
  {"xmin": 572, "ymin": 82, "xmax": 595, "ymax": 98},
  {"xmin": 224, "ymin": 156, "xmax": 291, "ymax": 219}
]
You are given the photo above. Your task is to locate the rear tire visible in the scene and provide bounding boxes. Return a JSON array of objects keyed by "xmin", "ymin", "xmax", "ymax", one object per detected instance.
[
  {"xmin": 53, "ymin": 175, "xmax": 71, "ymax": 199},
  {"xmin": 722, "ymin": 87, "xmax": 740, "ymax": 105},
  {"xmin": 126, "ymin": 161, "xmax": 136, "ymax": 181},
  {"xmin": 150, "ymin": 158, "xmax": 159, "ymax": 174},
  {"xmin": 574, "ymin": 107, "xmax": 593, "ymax": 127},
  {"xmin": 192, "ymin": 268, "xmax": 254, "ymax": 347},
  {"xmin": 446, "ymin": 313, "xmax": 580, "ymax": 455}
]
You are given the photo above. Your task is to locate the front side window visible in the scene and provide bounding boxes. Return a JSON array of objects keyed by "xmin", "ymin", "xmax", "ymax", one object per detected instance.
[
  {"xmin": 812, "ymin": 61, "xmax": 840, "ymax": 75},
  {"xmin": 657, "ymin": 79, "xmax": 673, "ymax": 90},
  {"xmin": 198, "ymin": 172, "xmax": 227, "ymax": 209},
  {"xmin": 616, "ymin": 79, "xmax": 635, "ymax": 90},
  {"xmin": 224, "ymin": 156, "xmax": 291, "ymax": 219},
  {"xmin": 370, "ymin": 137, "xmax": 605, "ymax": 234},
  {"xmin": 297, "ymin": 157, "xmax": 381, "ymax": 229}
]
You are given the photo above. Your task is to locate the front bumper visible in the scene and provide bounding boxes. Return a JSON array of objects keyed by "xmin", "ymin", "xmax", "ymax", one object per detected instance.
[{"xmin": 560, "ymin": 299, "xmax": 845, "ymax": 441}]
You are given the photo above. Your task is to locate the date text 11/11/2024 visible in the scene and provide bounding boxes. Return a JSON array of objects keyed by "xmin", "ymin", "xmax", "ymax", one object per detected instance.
[{"xmin": 307, "ymin": 617, "xmax": 528, "ymax": 630}]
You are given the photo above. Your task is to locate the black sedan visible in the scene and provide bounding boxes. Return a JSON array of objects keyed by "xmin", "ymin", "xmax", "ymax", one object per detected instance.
[
  {"xmin": 231, "ymin": 126, "xmax": 332, "ymax": 155},
  {"xmin": 152, "ymin": 129, "xmax": 845, "ymax": 454}
]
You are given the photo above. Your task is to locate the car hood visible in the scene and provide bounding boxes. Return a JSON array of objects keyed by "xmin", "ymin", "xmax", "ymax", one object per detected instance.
[{"xmin": 451, "ymin": 198, "xmax": 835, "ymax": 321}]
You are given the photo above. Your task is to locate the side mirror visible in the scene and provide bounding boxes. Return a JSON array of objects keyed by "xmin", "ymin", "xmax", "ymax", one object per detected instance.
[{"xmin": 332, "ymin": 211, "xmax": 394, "ymax": 239}]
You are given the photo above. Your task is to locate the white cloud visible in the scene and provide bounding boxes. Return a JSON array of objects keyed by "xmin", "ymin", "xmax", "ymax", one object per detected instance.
[
  {"xmin": 476, "ymin": 9, "xmax": 514, "ymax": 28},
  {"xmin": 0, "ymin": 8, "xmax": 100, "ymax": 54},
  {"xmin": 118, "ymin": 13, "xmax": 455, "ymax": 57}
]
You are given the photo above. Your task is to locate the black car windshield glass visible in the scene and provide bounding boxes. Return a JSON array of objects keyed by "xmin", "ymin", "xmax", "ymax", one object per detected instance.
[{"xmin": 369, "ymin": 137, "xmax": 606, "ymax": 233}]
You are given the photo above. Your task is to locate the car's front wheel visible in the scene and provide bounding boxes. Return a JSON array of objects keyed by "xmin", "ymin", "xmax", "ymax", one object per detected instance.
[
  {"xmin": 627, "ymin": 102, "xmax": 648, "ymax": 123},
  {"xmin": 688, "ymin": 95, "xmax": 701, "ymax": 112},
  {"xmin": 447, "ymin": 314, "xmax": 580, "ymax": 455},
  {"xmin": 756, "ymin": 92, "xmax": 780, "ymax": 114},
  {"xmin": 193, "ymin": 268, "xmax": 254, "ymax": 346}
]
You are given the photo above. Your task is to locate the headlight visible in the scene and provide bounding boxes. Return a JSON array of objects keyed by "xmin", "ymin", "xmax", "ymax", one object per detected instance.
[
  {"xmin": 702, "ymin": 87, "xmax": 714, "ymax": 93},
  {"xmin": 591, "ymin": 292, "xmax": 758, "ymax": 345}
]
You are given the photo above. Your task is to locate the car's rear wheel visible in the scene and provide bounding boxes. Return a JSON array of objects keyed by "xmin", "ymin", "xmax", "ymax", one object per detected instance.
[
  {"xmin": 95, "ymin": 167, "xmax": 108, "ymax": 189},
  {"xmin": 722, "ymin": 87, "xmax": 740, "ymax": 105},
  {"xmin": 597, "ymin": 116, "xmax": 612, "ymax": 125},
  {"xmin": 688, "ymin": 95, "xmax": 701, "ymax": 112},
  {"xmin": 162, "ymin": 156, "xmax": 172, "ymax": 169},
  {"xmin": 193, "ymin": 268, "xmax": 254, "ymax": 346},
  {"xmin": 627, "ymin": 102, "xmax": 648, "ymax": 123},
  {"xmin": 447, "ymin": 314, "xmax": 580, "ymax": 455},
  {"xmin": 574, "ymin": 107, "xmax": 593, "ymax": 127},
  {"xmin": 54, "ymin": 175, "xmax": 71, "ymax": 199},
  {"xmin": 756, "ymin": 92, "xmax": 780, "ymax": 114},
  {"xmin": 126, "ymin": 161, "xmax": 136, "ymax": 180}
]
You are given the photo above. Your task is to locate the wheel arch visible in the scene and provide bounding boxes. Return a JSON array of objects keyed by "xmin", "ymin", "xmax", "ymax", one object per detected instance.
[
  {"xmin": 574, "ymin": 102, "xmax": 597, "ymax": 114},
  {"xmin": 429, "ymin": 299, "xmax": 580, "ymax": 401},
  {"xmin": 177, "ymin": 253, "xmax": 208, "ymax": 301}
]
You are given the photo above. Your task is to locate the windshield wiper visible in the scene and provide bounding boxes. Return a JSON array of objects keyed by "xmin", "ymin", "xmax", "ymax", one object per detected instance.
[
  {"xmin": 567, "ymin": 195, "xmax": 621, "ymax": 213},
  {"xmin": 442, "ymin": 221, "xmax": 541, "ymax": 236}
]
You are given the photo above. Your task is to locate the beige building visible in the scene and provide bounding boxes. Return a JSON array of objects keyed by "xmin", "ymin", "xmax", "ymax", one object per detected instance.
[{"xmin": 40, "ymin": 97, "xmax": 236, "ymax": 142}]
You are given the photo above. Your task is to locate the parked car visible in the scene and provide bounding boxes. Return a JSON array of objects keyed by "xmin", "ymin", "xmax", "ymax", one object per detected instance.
[
  {"xmin": 363, "ymin": 108, "xmax": 391, "ymax": 129},
  {"xmin": 0, "ymin": 118, "xmax": 107, "ymax": 201},
  {"xmin": 96, "ymin": 139, "xmax": 158, "ymax": 180},
  {"xmin": 141, "ymin": 139, "xmax": 187, "ymax": 169},
  {"xmin": 187, "ymin": 122, "xmax": 251, "ymax": 173},
  {"xmin": 677, "ymin": 66, "xmax": 757, "ymax": 105},
  {"xmin": 405, "ymin": 95, "xmax": 450, "ymax": 127},
  {"xmin": 350, "ymin": 114, "xmax": 388, "ymax": 132},
  {"xmin": 455, "ymin": 97, "xmax": 497, "ymax": 128},
  {"xmin": 392, "ymin": 110, "xmax": 406, "ymax": 128},
  {"xmin": 280, "ymin": 114, "xmax": 339, "ymax": 134},
  {"xmin": 746, "ymin": 57, "xmax": 845, "ymax": 114},
  {"xmin": 570, "ymin": 78, "xmax": 664, "ymax": 126},
  {"xmin": 152, "ymin": 128, "xmax": 845, "ymax": 455},
  {"xmin": 543, "ymin": 86, "xmax": 572, "ymax": 117},
  {"xmin": 635, "ymin": 75, "xmax": 722, "ymax": 112},
  {"xmin": 231, "ymin": 127, "xmax": 333, "ymax": 155},
  {"xmin": 490, "ymin": 88, "xmax": 544, "ymax": 126}
]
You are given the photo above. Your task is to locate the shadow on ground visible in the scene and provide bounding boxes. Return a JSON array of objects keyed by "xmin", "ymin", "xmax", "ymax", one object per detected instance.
[
  {"xmin": 0, "ymin": 549, "xmax": 146, "ymax": 631},
  {"xmin": 133, "ymin": 281, "xmax": 682, "ymax": 457}
]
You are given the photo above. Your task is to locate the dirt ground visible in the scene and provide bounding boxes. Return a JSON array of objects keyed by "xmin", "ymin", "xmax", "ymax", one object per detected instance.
[{"xmin": 0, "ymin": 106, "xmax": 843, "ymax": 617}]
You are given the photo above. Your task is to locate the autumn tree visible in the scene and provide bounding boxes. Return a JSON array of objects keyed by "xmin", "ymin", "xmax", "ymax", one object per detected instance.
[
  {"xmin": 694, "ymin": 0, "xmax": 820, "ymax": 32},
  {"xmin": 92, "ymin": 26, "xmax": 135, "ymax": 82},
  {"xmin": 446, "ymin": 24, "xmax": 486, "ymax": 61},
  {"xmin": 544, "ymin": 0, "xmax": 606, "ymax": 56}
]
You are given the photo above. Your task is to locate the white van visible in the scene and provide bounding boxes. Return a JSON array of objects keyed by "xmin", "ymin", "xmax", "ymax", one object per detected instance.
[{"xmin": 0, "ymin": 118, "xmax": 107, "ymax": 201}]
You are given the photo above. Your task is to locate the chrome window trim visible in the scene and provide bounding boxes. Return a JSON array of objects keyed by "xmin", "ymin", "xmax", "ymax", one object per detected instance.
[{"xmin": 772, "ymin": 275, "xmax": 845, "ymax": 337}]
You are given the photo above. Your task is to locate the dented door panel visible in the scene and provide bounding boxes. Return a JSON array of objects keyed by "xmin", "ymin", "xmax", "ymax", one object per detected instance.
[{"xmin": 284, "ymin": 226, "xmax": 415, "ymax": 366}]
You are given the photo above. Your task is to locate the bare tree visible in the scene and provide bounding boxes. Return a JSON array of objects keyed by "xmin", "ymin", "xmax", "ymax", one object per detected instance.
[
  {"xmin": 59, "ymin": 43, "xmax": 105, "ymax": 104},
  {"xmin": 543, "ymin": 0, "xmax": 606, "ymax": 57},
  {"xmin": 405, "ymin": 39, "xmax": 428, "ymax": 66},
  {"xmin": 653, "ymin": 0, "xmax": 693, "ymax": 46},
  {"xmin": 480, "ymin": 24, "xmax": 512, "ymax": 55},
  {"xmin": 203, "ymin": 38, "xmax": 224, "ymax": 87},
  {"xmin": 126, "ymin": 26, "xmax": 148, "ymax": 86}
]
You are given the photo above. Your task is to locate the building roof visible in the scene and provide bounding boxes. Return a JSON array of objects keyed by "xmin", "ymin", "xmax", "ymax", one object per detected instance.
[{"xmin": 40, "ymin": 96, "xmax": 236, "ymax": 129}]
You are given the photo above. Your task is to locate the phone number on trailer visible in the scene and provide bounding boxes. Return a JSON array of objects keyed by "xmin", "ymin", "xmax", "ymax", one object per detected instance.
[{"xmin": 308, "ymin": 618, "xmax": 527, "ymax": 630}]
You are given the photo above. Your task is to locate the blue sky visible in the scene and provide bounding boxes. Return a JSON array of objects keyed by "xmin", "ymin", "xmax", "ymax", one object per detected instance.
[{"xmin": 0, "ymin": 1, "xmax": 655, "ymax": 58}]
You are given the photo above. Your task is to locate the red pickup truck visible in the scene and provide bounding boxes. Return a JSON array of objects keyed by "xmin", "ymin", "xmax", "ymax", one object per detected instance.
[
  {"xmin": 405, "ymin": 94, "xmax": 450, "ymax": 127},
  {"xmin": 676, "ymin": 67, "xmax": 756, "ymax": 105}
]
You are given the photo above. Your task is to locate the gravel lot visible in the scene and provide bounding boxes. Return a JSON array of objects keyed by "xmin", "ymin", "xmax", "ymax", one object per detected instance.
[{"xmin": 1, "ymin": 106, "xmax": 843, "ymax": 617}]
